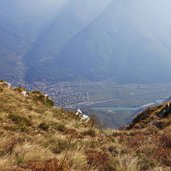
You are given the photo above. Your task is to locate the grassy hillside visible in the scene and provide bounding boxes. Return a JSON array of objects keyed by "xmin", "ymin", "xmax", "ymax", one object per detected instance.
[
  {"xmin": 127, "ymin": 103, "xmax": 171, "ymax": 130},
  {"xmin": 0, "ymin": 81, "xmax": 170, "ymax": 170}
]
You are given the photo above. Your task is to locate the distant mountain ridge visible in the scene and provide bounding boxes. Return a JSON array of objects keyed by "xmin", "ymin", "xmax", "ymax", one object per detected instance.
[{"xmin": 1, "ymin": 0, "xmax": 171, "ymax": 84}]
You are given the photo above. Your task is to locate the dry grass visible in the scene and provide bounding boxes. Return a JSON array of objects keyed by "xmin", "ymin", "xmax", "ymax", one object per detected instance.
[{"xmin": 0, "ymin": 81, "xmax": 171, "ymax": 170}]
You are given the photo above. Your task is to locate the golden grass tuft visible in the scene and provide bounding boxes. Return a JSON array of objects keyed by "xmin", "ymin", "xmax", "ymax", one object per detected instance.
[{"xmin": 11, "ymin": 143, "xmax": 54, "ymax": 165}]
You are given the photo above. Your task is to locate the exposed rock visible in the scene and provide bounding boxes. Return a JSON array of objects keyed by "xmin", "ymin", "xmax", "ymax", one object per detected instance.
[{"xmin": 127, "ymin": 102, "xmax": 171, "ymax": 130}]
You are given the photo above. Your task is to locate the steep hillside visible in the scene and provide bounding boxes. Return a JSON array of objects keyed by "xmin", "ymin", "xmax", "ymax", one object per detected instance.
[
  {"xmin": 1, "ymin": 0, "xmax": 171, "ymax": 84},
  {"xmin": 0, "ymin": 0, "xmax": 69, "ymax": 83},
  {"xmin": 0, "ymin": 8, "xmax": 30, "ymax": 84},
  {"xmin": 127, "ymin": 102, "xmax": 171, "ymax": 130},
  {"xmin": 0, "ymin": 81, "xmax": 170, "ymax": 170},
  {"xmin": 23, "ymin": 0, "xmax": 113, "ymax": 82},
  {"xmin": 24, "ymin": 0, "xmax": 171, "ymax": 83}
]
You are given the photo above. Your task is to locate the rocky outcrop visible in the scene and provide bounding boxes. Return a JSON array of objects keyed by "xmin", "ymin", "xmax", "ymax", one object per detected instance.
[{"xmin": 127, "ymin": 102, "xmax": 171, "ymax": 130}]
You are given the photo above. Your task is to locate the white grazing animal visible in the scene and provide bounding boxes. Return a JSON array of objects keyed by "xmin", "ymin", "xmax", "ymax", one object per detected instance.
[
  {"xmin": 21, "ymin": 91, "xmax": 28, "ymax": 97},
  {"xmin": 81, "ymin": 114, "xmax": 90, "ymax": 123},
  {"xmin": 76, "ymin": 109, "xmax": 82, "ymax": 116},
  {"xmin": 5, "ymin": 81, "xmax": 11, "ymax": 88}
]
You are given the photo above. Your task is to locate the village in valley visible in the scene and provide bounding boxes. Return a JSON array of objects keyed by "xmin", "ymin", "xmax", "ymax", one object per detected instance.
[{"xmin": 24, "ymin": 81, "xmax": 171, "ymax": 109}]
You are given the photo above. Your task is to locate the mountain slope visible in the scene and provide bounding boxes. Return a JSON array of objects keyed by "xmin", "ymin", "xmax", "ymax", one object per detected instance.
[
  {"xmin": 127, "ymin": 102, "xmax": 171, "ymax": 130},
  {"xmin": 0, "ymin": 0, "xmax": 69, "ymax": 83},
  {"xmin": 23, "ymin": 0, "xmax": 113, "ymax": 82},
  {"xmin": 1, "ymin": 0, "xmax": 171, "ymax": 84},
  {"xmin": 0, "ymin": 80, "xmax": 171, "ymax": 170},
  {"xmin": 25, "ymin": 0, "xmax": 171, "ymax": 83},
  {"xmin": 0, "ymin": 10, "xmax": 30, "ymax": 84}
]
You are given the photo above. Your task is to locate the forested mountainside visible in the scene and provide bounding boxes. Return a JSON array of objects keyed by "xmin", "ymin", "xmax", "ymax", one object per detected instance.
[
  {"xmin": 0, "ymin": 80, "xmax": 171, "ymax": 170},
  {"xmin": 1, "ymin": 0, "xmax": 171, "ymax": 84}
]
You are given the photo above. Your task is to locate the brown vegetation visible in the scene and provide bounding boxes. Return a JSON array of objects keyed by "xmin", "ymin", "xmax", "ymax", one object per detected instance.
[{"xmin": 0, "ymin": 81, "xmax": 170, "ymax": 170}]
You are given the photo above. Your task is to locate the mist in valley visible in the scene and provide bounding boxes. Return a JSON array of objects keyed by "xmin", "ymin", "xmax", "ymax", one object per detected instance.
[{"xmin": 1, "ymin": 0, "xmax": 171, "ymax": 127}]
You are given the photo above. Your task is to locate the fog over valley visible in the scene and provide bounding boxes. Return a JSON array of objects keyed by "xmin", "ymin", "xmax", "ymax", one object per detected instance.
[{"xmin": 1, "ymin": 0, "xmax": 171, "ymax": 127}]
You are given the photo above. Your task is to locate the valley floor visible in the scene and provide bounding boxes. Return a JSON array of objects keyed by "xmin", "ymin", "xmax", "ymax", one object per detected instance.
[{"xmin": 25, "ymin": 81, "xmax": 171, "ymax": 128}]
